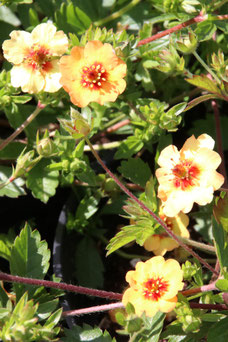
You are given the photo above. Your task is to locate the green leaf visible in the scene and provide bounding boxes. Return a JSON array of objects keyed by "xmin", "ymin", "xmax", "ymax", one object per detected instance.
[
  {"xmin": 114, "ymin": 136, "xmax": 144, "ymax": 159},
  {"xmin": 43, "ymin": 308, "xmax": 62, "ymax": 329},
  {"xmin": 166, "ymin": 102, "xmax": 187, "ymax": 117},
  {"xmin": 62, "ymin": 324, "xmax": 115, "ymax": 342},
  {"xmin": 107, "ymin": 221, "xmax": 155, "ymax": 255},
  {"xmin": 0, "ymin": 166, "xmax": 25, "ymax": 198},
  {"xmin": 10, "ymin": 223, "xmax": 50, "ymax": 299},
  {"xmin": 0, "ymin": 5, "xmax": 21, "ymax": 26},
  {"xmin": 75, "ymin": 237, "xmax": 104, "ymax": 288},
  {"xmin": 214, "ymin": 193, "xmax": 228, "ymax": 232},
  {"xmin": 184, "ymin": 94, "xmax": 220, "ymax": 111},
  {"xmin": 207, "ymin": 317, "xmax": 228, "ymax": 342},
  {"xmin": 139, "ymin": 312, "xmax": 165, "ymax": 342},
  {"xmin": 195, "ymin": 21, "xmax": 217, "ymax": 41},
  {"xmin": 212, "ymin": 216, "xmax": 228, "ymax": 273},
  {"xmin": 26, "ymin": 159, "xmax": 59, "ymax": 203},
  {"xmin": 118, "ymin": 158, "xmax": 151, "ymax": 187},
  {"xmin": 0, "ymin": 142, "xmax": 25, "ymax": 160},
  {"xmin": 0, "ymin": 234, "xmax": 13, "ymax": 261},
  {"xmin": 215, "ymin": 279, "xmax": 228, "ymax": 292},
  {"xmin": 185, "ymin": 75, "xmax": 222, "ymax": 95}
]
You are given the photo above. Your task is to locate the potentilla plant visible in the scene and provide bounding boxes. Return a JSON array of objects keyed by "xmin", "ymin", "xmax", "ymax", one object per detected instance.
[{"xmin": 0, "ymin": 0, "xmax": 228, "ymax": 341}]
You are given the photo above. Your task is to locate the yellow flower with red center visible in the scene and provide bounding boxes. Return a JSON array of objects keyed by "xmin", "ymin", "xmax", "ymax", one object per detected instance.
[
  {"xmin": 2, "ymin": 23, "xmax": 68, "ymax": 94},
  {"xmin": 59, "ymin": 40, "xmax": 127, "ymax": 107},
  {"xmin": 155, "ymin": 134, "xmax": 224, "ymax": 217},
  {"xmin": 122, "ymin": 256, "xmax": 184, "ymax": 317},
  {"xmin": 144, "ymin": 210, "xmax": 189, "ymax": 256}
]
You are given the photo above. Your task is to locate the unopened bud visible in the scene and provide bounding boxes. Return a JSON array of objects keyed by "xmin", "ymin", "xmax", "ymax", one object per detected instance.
[
  {"xmin": 59, "ymin": 108, "xmax": 91, "ymax": 139},
  {"xmin": 176, "ymin": 32, "xmax": 198, "ymax": 54},
  {"xmin": 37, "ymin": 137, "xmax": 55, "ymax": 157},
  {"xmin": 13, "ymin": 149, "xmax": 35, "ymax": 178}
]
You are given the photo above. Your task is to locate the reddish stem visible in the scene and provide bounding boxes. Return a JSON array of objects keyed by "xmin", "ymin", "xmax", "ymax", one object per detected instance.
[
  {"xmin": 137, "ymin": 13, "xmax": 206, "ymax": 46},
  {"xmin": 85, "ymin": 138, "xmax": 218, "ymax": 276},
  {"xmin": 62, "ymin": 302, "xmax": 124, "ymax": 317},
  {"xmin": 0, "ymin": 272, "xmax": 122, "ymax": 301},
  {"xmin": 181, "ymin": 280, "xmax": 217, "ymax": 296},
  {"xmin": 190, "ymin": 302, "xmax": 227, "ymax": 310}
]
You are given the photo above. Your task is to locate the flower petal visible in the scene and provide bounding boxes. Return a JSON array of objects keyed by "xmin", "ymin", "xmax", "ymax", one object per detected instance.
[
  {"xmin": 3, "ymin": 30, "xmax": 32, "ymax": 64},
  {"xmin": 11, "ymin": 64, "xmax": 45, "ymax": 93}
]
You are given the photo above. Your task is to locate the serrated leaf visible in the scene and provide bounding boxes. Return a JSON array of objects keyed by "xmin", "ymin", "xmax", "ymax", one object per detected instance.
[
  {"xmin": 62, "ymin": 324, "xmax": 115, "ymax": 342},
  {"xmin": 212, "ymin": 217, "xmax": 228, "ymax": 273},
  {"xmin": 107, "ymin": 222, "xmax": 155, "ymax": 255},
  {"xmin": 140, "ymin": 312, "xmax": 165, "ymax": 342},
  {"xmin": 75, "ymin": 237, "xmax": 104, "ymax": 288},
  {"xmin": 114, "ymin": 136, "xmax": 144, "ymax": 159},
  {"xmin": 0, "ymin": 166, "xmax": 25, "ymax": 198},
  {"xmin": 184, "ymin": 94, "xmax": 221, "ymax": 111},
  {"xmin": 26, "ymin": 159, "xmax": 59, "ymax": 203},
  {"xmin": 118, "ymin": 158, "xmax": 151, "ymax": 187},
  {"xmin": 185, "ymin": 75, "xmax": 222, "ymax": 95},
  {"xmin": 10, "ymin": 224, "xmax": 50, "ymax": 299}
]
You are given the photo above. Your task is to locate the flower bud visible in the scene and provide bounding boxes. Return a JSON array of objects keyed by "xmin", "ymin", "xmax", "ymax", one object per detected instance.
[
  {"xmin": 12, "ymin": 149, "xmax": 35, "ymax": 178},
  {"xmin": 36, "ymin": 137, "xmax": 55, "ymax": 157},
  {"xmin": 156, "ymin": 46, "xmax": 185, "ymax": 74},
  {"xmin": 59, "ymin": 108, "xmax": 91, "ymax": 139},
  {"xmin": 176, "ymin": 32, "xmax": 198, "ymax": 54}
]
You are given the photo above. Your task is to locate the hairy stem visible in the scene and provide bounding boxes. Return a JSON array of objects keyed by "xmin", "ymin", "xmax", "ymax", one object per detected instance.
[
  {"xmin": 85, "ymin": 137, "xmax": 218, "ymax": 276},
  {"xmin": 62, "ymin": 302, "xmax": 124, "ymax": 317},
  {"xmin": 0, "ymin": 102, "xmax": 44, "ymax": 151},
  {"xmin": 0, "ymin": 272, "xmax": 122, "ymax": 300},
  {"xmin": 180, "ymin": 237, "xmax": 215, "ymax": 254},
  {"xmin": 137, "ymin": 13, "xmax": 207, "ymax": 46}
]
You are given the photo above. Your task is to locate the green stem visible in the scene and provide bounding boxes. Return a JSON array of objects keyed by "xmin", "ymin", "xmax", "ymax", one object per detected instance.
[
  {"xmin": 84, "ymin": 141, "xmax": 121, "ymax": 152},
  {"xmin": 0, "ymin": 102, "xmax": 44, "ymax": 151},
  {"xmin": 193, "ymin": 50, "xmax": 221, "ymax": 84},
  {"xmin": 94, "ymin": 0, "xmax": 141, "ymax": 26},
  {"xmin": 179, "ymin": 237, "xmax": 216, "ymax": 254},
  {"xmin": 85, "ymin": 137, "xmax": 218, "ymax": 276},
  {"xmin": 103, "ymin": 114, "xmax": 126, "ymax": 130}
]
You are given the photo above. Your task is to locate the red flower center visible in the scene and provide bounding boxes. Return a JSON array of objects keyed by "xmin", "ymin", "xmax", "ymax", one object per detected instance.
[
  {"xmin": 172, "ymin": 161, "xmax": 200, "ymax": 190},
  {"xmin": 143, "ymin": 277, "xmax": 168, "ymax": 301},
  {"xmin": 26, "ymin": 45, "xmax": 52, "ymax": 71},
  {"xmin": 81, "ymin": 63, "xmax": 108, "ymax": 90}
]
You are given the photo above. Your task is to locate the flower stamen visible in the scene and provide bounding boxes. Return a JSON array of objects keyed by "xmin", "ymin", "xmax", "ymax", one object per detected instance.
[
  {"xmin": 172, "ymin": 160, "xmax": 200, "ymax": 190},
  {"xmin": 81, "ymin": 63, "xmax": 108, "ymax": 90},
  {"xmin": 142, "ymin": 277, "xmax": 169, "ymax": 301}
]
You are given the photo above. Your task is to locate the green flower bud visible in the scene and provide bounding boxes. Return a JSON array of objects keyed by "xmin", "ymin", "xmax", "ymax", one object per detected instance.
[
  {"xmin": 156, "ymin": 46, "xmax": 185, "ymax": 74},
  {"xmin": 59, "ymin": 108, "xmax": 92, "ymax": 139},
  {"xmin": 36, "ymin": 137, "xmax": 55, "ymax": 157},
  {"xmin": 176, "ymin": 32, "xmax": 198, "ymax": 54},
  {"xmin": 12, "ymin": 149, "xmax": 35, "ymax": 178},
  {"xmin": 70, "ymin": 158, "xmax": 87, "ymax": 172}
]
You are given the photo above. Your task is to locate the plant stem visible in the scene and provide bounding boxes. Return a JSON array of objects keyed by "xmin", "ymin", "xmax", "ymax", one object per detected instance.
[
  {"xmin": 211, "ymin": 99, "xmax": 228, "ymax": 187},
  {"xmin": 189, "ymin": 302, "xmax": 227, "ymax": 310},
  {"xmin": 103, "ymin": 114, "xmax": 126, "ymax": 130},
  {"xmin": 85, "ymin": 137, "xmax": 219, "ymax": 276},
  {"xmin": 0, "ymin": 102, "xmax": 44, "ymax": 151},
  {"xmin": 182, "ymin": 280, "xmax": 218, "ymax": 296},
  {"xmin": 62, "ymin": 302, "xmax": 124, "ymax": 317},
  {"xmin": 179, "ymin": 237, "xmax": 215, "ymax": 254},
  {"xmin": 0, "ymin": 272, "xmax": 122, "ymax": 300},
  {"xmin": 137, "ymin": 13, "xmax": 207, "ymax": 46},
  {"xmin": 94, "ymin": 0, "xmax": 141, "ymax": 26},
  {"xmin": 84, "ymin": 141, "xmax": 121, "ymax": 152},
  {"xmin": 192, "ymin": 50, "xmax": 221, "ymax": 84}
]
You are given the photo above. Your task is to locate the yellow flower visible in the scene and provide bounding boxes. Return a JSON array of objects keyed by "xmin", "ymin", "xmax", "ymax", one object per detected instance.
[
  {"xmin": 122, "ymin": 256, "xmax": 184, "ymax": 317},
  {"xmin": 59, "ymin": 40, "xmax": 127, "ymax": 107},
  {"xmin": 144, "ymin": 210, "xmax": 189, "ymax": 256},
  {"xmin": 2, "ymin": 23, "xmax": 68, "ymax": 94},
  {"xmin": 155, "ymin": 134, "xmax": 224, "ymax": 217}
]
